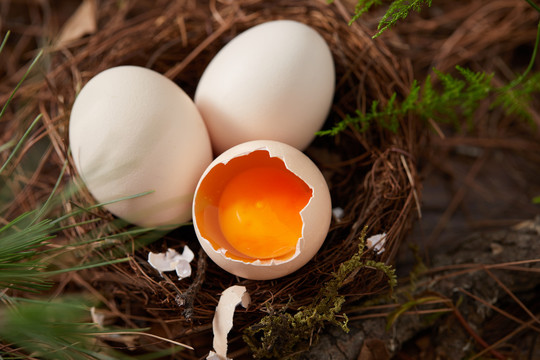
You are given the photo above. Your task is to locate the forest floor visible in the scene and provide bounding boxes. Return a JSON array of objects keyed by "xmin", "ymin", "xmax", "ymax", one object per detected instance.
[
  {"xmin": 305, "ymin": 127, "xmax": 540, "ymax": 359},
  {"xmin": 1, "ymin": 1, "xmax": 539, "ymax": 359}
]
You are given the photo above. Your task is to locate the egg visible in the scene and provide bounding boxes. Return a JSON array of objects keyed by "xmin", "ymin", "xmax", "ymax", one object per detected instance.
[
  {"xmin": 192, "ymin": 140, "xmax": 332, "ymax": 280},
  {"xmin": 194, "ymin": 20, "xmax": 335, "ymax": 155},
  {"xmin": 69, "ymin": 66, "xmax": 212, "ymax": 228}
]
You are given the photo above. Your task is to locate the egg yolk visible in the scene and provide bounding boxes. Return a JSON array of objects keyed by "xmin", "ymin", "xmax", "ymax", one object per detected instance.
[
  {"xmin": 194, "ymin": 150, "xmax": 314, "ymax": 261},
  {"xmin": 218, "ymin": 167, "xmax": 311, "ymax": 259}
]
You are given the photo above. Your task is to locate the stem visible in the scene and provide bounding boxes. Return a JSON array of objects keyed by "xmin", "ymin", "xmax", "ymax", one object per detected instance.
[
  {"xmin": 89, "ymin": 331, "xmax": 194, "ymax": 350},
  {"xmin": 525, "ymin": 0, "xmax": 540, "ymax": 13},
  {"xmin": 503, "ymin": 18, "xmax": 540, "ymax": 90},
  {"xmin": 0, "ymin": 49, "xmax": 43, "ymax": 120},
  {"xmin": 0, "ymin": 31, "xmax": 10, "ymax": 54},
  {"xmin": 0, "ymin": 114, "xmax": 43, "ymax": 175},
  {"xmin": 31, "ymin": 159, "xmax": 68, "ymax": 225},
  {"xmin": 452, "ymin": 305, "xmax": 507, "ymax": 360}
]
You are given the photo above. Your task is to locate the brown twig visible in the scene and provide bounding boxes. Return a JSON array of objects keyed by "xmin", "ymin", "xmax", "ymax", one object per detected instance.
[{"xmin": 450, "ymin": 301, "xmax": 507, "ymax": 360}]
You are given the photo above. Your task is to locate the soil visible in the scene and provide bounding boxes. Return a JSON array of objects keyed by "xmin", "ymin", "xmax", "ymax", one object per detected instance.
[{"xmin": 303, "ymin": 135, "xmax": 540, "ymax": 359}]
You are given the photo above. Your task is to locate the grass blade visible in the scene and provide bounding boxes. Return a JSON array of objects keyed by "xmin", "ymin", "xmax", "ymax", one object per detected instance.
[
  {"xmin": 0, "ymin": 30, "xmax": 10, "ymax": 55},
  {"xmin": 0, "ymin": 49, "xmax": 43, "ymax": 120},
  {"xmin": 0, "ymin": 114, "xmax": 43, "ymax": 175}
]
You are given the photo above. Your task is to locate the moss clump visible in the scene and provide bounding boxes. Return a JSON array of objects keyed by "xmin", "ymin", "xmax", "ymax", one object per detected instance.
[{"xmin": 243, "ymin": 227, "xmax": 397, "ymax": 359}]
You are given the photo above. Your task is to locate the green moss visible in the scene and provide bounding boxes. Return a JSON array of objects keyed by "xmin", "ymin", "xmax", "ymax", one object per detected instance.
[{"xmin": 243, "ymin": 227, "xmax": 397, "ymax": 359}]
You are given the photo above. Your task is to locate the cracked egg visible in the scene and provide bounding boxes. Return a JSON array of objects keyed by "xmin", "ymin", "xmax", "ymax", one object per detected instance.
[{"xmin": 192, "ymin": 140, "xmax": 332, "ymax": 280}]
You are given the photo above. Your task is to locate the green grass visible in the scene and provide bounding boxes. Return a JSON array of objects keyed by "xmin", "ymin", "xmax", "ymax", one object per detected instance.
[{"xmin": 0, "ymin": 31, "xmax": 177, "ymax": 359}]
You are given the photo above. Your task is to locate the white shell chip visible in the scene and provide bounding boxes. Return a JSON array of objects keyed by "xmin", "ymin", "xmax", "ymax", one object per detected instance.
[
  {"xmin": 366, "ymin": 233, "xmax": 387, "ymax": 255},
  {"xmin": 147, "ymin": 246, "xmax": 195, "ymax": 280}
]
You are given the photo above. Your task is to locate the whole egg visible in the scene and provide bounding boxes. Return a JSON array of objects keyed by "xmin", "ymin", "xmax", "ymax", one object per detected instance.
[
  {"xmin": 195, "ymin": 20, "xmax": 335, "ymax": 155},
  {"xmin": 192, "ymin": 140, "xmax": 332, "ymax": 280},
  {"xmin": 69, "ymin": 66, "xmax": 213, "ymax": 228}
]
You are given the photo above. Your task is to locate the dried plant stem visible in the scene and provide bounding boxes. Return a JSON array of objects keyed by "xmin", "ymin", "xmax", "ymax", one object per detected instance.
[
  {"xmin": 90, "ymin": 331, "xmax": 194, "ymax": 350},
  {"xmin": 450, "ymin": 303, "xmax": 507, "ymax": 360}
]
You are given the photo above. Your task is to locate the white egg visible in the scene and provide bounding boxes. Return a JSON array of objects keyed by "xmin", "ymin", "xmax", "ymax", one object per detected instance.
[
  {"xmin": 69, "ymin": 66, "xmax": 212, "ymax": 228},
  {"xmin": 195, "ymin": 20, "xmax": 335, "ymax": 155},
  {"xmin": 192, "ymin": 140, "xmax": 332, "ymax": 280}
]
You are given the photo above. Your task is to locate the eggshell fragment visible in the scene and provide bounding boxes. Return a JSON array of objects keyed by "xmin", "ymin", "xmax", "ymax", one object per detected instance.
[
  {"xmin": 193, "ymin": 140, "xmax": 332, "ymax": 280},
  {"xmin": 195, "ymin": 20, "xmax": 335, "ymax": 154},
  {"xmin": 69, "ymin": 66, "xmax": 212, "ymax": 228},
  {"xmin": 207, "ymin": 285, "xmax": 250, "ymax": 360},
  {"xmin": 147, "ymin": 246, "xmax": 195, "ymax": 280},
  {"xmin": 366, "ymin": 233, "xmax": 387, "ymax": 255}
]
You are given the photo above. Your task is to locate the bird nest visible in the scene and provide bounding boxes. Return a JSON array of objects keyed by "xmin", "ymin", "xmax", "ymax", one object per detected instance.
[{"xmin": 1, "ymin": 0, "xmax": 425, "ymax": 358}]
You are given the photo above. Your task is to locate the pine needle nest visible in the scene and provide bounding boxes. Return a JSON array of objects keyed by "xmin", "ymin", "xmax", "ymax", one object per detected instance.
[{"xmin": 1, "ymin": 0, "xmax": 427, "ymax": 357}]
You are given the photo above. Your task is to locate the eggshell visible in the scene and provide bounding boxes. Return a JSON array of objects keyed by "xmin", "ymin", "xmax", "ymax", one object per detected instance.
[
  {"xmin": 69, "ymin": 66, "xmax": 212, "ymax": 228},
  {"xmin": 195, "ymin": 20, "xmax": 335, "ymax": 155},
  {"xmin": 209, "ymin": 285, "xmax": 250, "ymax": 360},
  {"xmin": 192, "ymin": 140, "xmax": 332, "ymax": 280}
]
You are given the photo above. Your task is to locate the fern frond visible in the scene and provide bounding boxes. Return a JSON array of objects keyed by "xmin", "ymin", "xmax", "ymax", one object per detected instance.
[
  {"xmin": 455, "ymin": 66, "xmax": 493, "ymax": 120},
  {"xmin": 492, "ymin": 20, "xmax": 540, "ymax": 126},
  {"xmin": 327, "ymin": 1, "xmax": 540, "ymax": 137},
  {"xmin": 319, "ymin": 66, "xmax": 504, "ymax": 136},
  {"xmin": 345, "ymin": 0, "xmax": 432, "ymax": 37},
  {"xmin": 318, "ymin": 82, "xmax": 419, "ymax": 136},
  {"xmin": 375, "ymin": 0, "xmax": 432, "ymax": 37},
  {"xmin": 422, "ymin": 67, "xmax": 493, "ymax": 127},
  {"xmin": 348, "ymin": 0, "xmax": 384, "ymax": 25},
  {"xmin": 494, "ymin": 71, "xmax": 540, "ymax": 126}
]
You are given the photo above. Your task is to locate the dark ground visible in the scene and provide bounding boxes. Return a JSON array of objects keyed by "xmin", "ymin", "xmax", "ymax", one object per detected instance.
[{"xmin": 303, "ymin": 130, "xmax": 540, "ymax": 359}]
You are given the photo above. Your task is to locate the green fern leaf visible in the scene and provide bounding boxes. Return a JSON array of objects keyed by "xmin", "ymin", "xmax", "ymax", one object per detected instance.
[
  {"xmin": 494, "ymin": 72, "xmax": 540, "ymax": 126},
  {"xmin": 376, "ymin": 0, "xmax": 432, "ymax": 37},
  {"xmin": 348, "ymin": 0, "xmax": 384, "ymax": 25}
]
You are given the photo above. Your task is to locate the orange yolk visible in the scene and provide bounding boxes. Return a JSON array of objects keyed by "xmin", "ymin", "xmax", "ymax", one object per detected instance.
[{"xmin": 218, "ymin": 166, "xmax": 311, "ymax": 259}]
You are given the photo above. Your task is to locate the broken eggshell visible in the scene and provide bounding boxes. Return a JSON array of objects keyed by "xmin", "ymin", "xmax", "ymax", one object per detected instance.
[
  {"xmin": 147, "ymin": 246, "xmax": 194, "ymax": 280},
  {"xmin": 366, "ymin": 233, "xmax": 387, "ymax": 255},
  {"xmin": 192, "ymin": 140, "xmax": 332, "ymax": 280},
  {"xmin": 207, "ymin": 285, "xmax": 250, "ymax": 360}
]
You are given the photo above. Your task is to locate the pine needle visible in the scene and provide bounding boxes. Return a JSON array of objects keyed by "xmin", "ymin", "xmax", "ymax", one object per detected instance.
[
  {"xmin": 0, "ymin": 50, "xmax": 43, "ymax": 120},
  {"xmin": 0, "ymin": 297, "xmax": 137, "ymax": 360},
  {"xmin": 0, "ymin": 30, "xmax": 10, "ymax": 54},
  {"xmin": 0, "ymin": 114, "xmax": 43, "ymax": 175}
]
